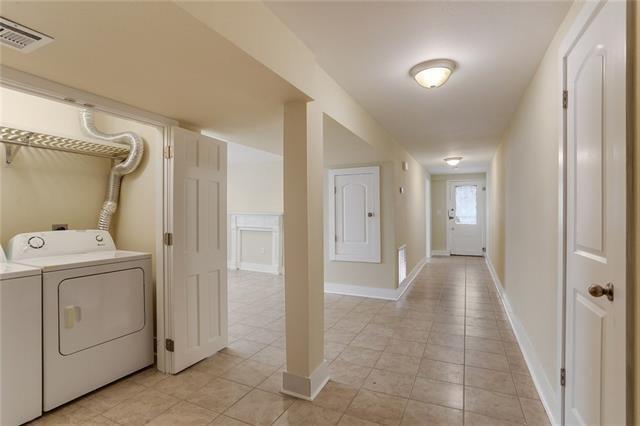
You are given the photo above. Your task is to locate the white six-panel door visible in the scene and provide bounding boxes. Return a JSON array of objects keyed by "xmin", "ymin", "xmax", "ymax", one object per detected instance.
[
  {"xmin": 328, "ymin": 166, "xmax": 381, "ymax": 263},
  {"xmin": 169, "ymin": 127, "xmax": 228, "ymax": 374},
  {"xmin": 564, "ymin": 2, "xmax": 626, "ymax": 424}
]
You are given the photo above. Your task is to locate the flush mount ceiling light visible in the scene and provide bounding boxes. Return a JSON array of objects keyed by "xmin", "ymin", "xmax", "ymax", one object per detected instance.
[
  {"xmin": 444, "ymin": 157, "xmax": 462, "ymax": 166},
  {"xmin": 410, "ymin": 59, "xmax": 456, "ymax": 89}
]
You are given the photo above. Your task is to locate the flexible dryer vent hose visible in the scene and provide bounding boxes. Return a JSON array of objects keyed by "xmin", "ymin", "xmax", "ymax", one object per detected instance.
[{"xmin": 80, "ymin": 109, "xmax": 144, "ymax": 231}]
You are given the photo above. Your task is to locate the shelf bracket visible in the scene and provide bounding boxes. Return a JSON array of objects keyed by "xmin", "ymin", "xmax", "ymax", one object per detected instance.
[{"xmin": 4, "ymin": 144, "xmax": 21, "ymax": 165}]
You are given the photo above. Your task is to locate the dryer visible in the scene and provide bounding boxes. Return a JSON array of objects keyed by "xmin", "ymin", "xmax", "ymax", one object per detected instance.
[{"xmin": 7, "ymin": 230, "xmax": 153, "ymax": 411}]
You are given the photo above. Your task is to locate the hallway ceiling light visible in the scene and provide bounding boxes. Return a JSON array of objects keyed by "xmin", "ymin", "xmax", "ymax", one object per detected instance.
[
  {"xmin": 444, "ymin": 157, "xmax": 462, "ymax": 166},
  {"xmin": 410, "ymin": 59, "xmax": 456, "ymax": 89}
]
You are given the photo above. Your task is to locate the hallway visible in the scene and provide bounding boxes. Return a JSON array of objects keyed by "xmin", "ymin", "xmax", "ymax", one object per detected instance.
[{"xmin": 32, "ymin": 258, "xmax": 548, "ymax": 425}]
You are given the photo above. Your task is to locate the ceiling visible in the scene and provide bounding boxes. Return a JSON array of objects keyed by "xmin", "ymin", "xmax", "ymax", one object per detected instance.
[
  {"xmin": 0, "ymin": 1, "xmax": 307, "ymax": 155},
  {"xmin": 266, "ymin": 1, "xmax": 571, "ymax": 173}
]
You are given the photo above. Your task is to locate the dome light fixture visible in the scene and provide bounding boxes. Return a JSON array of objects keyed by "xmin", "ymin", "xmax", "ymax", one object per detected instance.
[
  {"xmin": 410, "ymin": 59, "xmax": 457, "ymax": 89},
  {"xmin": 444, "ymin": 156, "xmax": 462, "ymax": 167}
]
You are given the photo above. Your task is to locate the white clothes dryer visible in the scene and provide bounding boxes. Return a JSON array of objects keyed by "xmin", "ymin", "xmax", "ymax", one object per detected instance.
[{"xmin": 7, "ymin": 230, "xmax": 153, "ymax": 411}]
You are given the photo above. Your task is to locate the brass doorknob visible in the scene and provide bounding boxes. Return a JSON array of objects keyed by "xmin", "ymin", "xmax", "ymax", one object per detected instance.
[{"xmin": 588, "ymin": 283, "xmax": 614, "ymax": 301}]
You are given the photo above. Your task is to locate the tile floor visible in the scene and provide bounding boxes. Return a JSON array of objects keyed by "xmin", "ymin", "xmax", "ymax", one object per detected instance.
[{"xmin": 32, "ymin": 256, "xmax": 550, "ymax": 425}]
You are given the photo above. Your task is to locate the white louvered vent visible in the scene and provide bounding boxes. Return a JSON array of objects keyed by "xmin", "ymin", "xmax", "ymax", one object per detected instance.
[
  {"xmin": 398, "ymin": 245, "xmax": 407, "ymax": 285},
  {"xmin": 0, "ymin": 17, "xmax": 53, "ymax": 53}
]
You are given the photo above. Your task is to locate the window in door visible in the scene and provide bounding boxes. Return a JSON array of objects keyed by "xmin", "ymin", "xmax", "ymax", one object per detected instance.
[{"xmin": 455, "ymin": 185, "xmax": 478, "ymax": 225}]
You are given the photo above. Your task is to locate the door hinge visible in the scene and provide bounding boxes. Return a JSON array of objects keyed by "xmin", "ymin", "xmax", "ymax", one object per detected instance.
[
  {"xmin": 163, "ymin": 145, "xmax": 173, "ymax": 159},
  {"xmin": 335, "ymin": 235, "xmax": 338, "ymax": 242},
  {"xmin": 562, "ymin": 90, "xmax": 568, "ymax": 109},
  {"xmin": 482, "ymin": 247, "xmax": 486, "ymax": 253},
  {"xmin": 334, "ymin": 186, "xmax": 337, "ymax": 194},
  {"xmin": 164, "ymin": 232, "xmax": 173, "ymax": 246},
  {"xmin": 560, "ymin": 368, "xmax": 566, "ymax": 386},
  {"xmin": 165, "ymin": 338, "xmax": 175, "ymax": 352}
]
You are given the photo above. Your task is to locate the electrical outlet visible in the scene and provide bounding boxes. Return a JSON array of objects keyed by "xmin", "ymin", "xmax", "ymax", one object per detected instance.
[{"xmin": 52, "ymin": 224, "xmax": 68, "ymax": 231}]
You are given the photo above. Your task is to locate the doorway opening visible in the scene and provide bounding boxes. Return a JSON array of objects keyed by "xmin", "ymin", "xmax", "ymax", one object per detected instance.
[{"xmin": 223, "ymin": 141, "xmax": 286, "ymax": 375}]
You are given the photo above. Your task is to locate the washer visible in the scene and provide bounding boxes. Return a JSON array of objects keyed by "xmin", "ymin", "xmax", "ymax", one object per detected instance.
[
  {"xmin": 0, "ymin": 245, "xmax": 42, "ymax": 426},
  {"xmin": 7, "ymin": 230, "xmax": 153, "ymax": 411}
]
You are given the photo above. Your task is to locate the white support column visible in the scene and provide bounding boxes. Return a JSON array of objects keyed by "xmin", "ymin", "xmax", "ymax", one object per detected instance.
[{"xmin": 281, "ymin": 100, "xmax": 328, "ymax": 399}]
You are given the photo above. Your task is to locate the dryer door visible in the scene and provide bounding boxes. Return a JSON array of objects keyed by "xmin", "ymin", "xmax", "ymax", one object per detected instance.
[{"xmin": 58, "ymin": 267, "xmax": 145, "ymax": 355}]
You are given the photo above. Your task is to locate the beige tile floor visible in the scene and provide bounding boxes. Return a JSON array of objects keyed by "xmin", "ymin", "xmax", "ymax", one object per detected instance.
[{"xmin": 32, "ymin": 256, "xmax": 550, "ymax": 425}]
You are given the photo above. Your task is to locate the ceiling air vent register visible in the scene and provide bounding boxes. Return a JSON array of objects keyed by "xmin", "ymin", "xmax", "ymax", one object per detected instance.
[{"xmin": 0, "ymin": 17, "xmax": 53, "ymax": 53}]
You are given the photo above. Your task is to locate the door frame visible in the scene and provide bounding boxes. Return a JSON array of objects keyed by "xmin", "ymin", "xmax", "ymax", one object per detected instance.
[
  {"xmin": 445, "ymin": 179, "xmax": 486, "ymax": 256},
  {"xmin": 0, "ymin": 66, "xmax": 178, "ymax": 373},
  {"xmin": 558, "ymin": 1, "xmax": 633, "ymax": 423}
]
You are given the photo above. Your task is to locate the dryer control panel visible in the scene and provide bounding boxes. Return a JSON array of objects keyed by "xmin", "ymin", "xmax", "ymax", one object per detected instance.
[{"xmin": 6, "ymin": 230, "xmax": 116, "ymax": 261}]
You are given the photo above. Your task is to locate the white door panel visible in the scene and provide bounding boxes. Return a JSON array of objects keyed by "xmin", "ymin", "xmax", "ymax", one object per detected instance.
[
  {"xmin": 447, "ymin": 181, "xmax": 485, "ymax": 256},
  {"xmin": 329, "ymin": 166, "xmax": 380, "ymax": 263},
  {"xmin": 564, "ymin": 2, "xmax": 626, "ymax": 424},
  {"xmin": 169, "ymin": 127, "xmax": 227, "ymax": 374}
]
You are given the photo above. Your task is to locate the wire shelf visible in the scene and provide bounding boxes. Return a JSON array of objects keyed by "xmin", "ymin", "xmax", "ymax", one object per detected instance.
[{"xmin": 0, "ymin": 125, "xmax": 130, "ymax": 163}]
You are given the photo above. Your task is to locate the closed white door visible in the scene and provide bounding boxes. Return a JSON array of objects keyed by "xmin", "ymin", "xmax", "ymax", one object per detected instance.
[
  {"xmin": 168, "ymin": 127, "xmax": 228, "ymax": 374},
  {"xmin": 564, "ymin": 1, "xmax": 626, "ymax": 424},
  {"xmin": 448, "ymin": 181, "xmax": 484, "ymax": 256},
  {"xmin": 329, "ymin": 166, "xmax": 380, "ymax": 263}
]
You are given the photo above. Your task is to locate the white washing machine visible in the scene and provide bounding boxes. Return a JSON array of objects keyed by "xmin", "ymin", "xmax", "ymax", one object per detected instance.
[
  {"xmin": 7, "ymin": 230, "xmax": 153, "ymax": 411},
  {"xmin": 0, "ymin": 246, "xmax": 42, "ymax": 425}
]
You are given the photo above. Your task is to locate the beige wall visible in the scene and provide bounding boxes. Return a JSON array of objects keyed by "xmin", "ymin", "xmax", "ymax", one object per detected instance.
[
  {"xmin": 0, "ymin": 87, "xmax": 161, "ymax": 273},
  {"xmin": 486, "ymin": 2, "xmax": 583, "ymax": 419},
  {"xmin": 323, "ymin": 117, "xmax": 396, "ymax": 290},
  {"xmin": 430, "ymin": 173, "xmax": 486, "ymax": 252},
  {"xmin": 228, "ymin": 160, "xmax": 283, "ymax": 213},
  {"xmin": 487, "ymin": 145, "xmax": 506, "ymax": 283},
  {"xmin": 0, "ymin": 88, "xmax": 110, "ymax": 247},
  {"xmin": 393, "ymin": 147, "xmax": 427, "ymax": 274}
]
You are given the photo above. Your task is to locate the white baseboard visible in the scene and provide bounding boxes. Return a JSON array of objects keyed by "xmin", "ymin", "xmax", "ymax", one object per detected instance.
[
  {"xmin": 281, "ymin": 361, "xmax": 330, "ymax": 400},
  {"xmin": 485, "ymin": 257, "xmax": 560, "ymax": 425},
  {"xmin": 228, "ymin": 262, "xmax": 280, "ymax": 275},
  {"xmin": 431, "ymin": 250, "xmax": 450, "ymax": 256},
  {"xmin": 325, "ymin": 257, "xmax": 426, "ymax": 301}
]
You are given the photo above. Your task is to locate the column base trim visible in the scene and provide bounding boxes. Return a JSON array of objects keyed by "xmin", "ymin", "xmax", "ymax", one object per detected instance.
[{"xmin": 281, "ymin": 360, "xmax": 330, "ymax": 401}]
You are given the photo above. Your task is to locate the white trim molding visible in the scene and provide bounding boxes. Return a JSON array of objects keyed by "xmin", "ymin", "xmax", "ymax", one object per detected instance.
[
  {"xmin": 485, "ymin": 256, "xmax": 560, "ymax": 425},
  {"xmin": 281, "ymin": 361, "xmax": 330, "ymax": 401},
  {"xmin": 325, "ymin": 256, "xmax": 427, "ymax": 301},
  {"xmin": 228, "ymin": 213, "xmax": 283, "ymax": 275}
]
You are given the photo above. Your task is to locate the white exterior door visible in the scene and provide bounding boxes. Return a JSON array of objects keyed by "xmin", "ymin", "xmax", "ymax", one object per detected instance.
[
  {"xmin": 564, "ymin": 1, "xmax": 626, "ymax": 424},
  {"xmin": 448, "ymin": 181, "xmax": 484, "ymax": 256},
  {"xmin": 329, "ymin": 166, "xmax": 380, "ymax": 263},
  {"xmin": 168, "ymin": 127, "xmax": 228, "ymax": 374}
]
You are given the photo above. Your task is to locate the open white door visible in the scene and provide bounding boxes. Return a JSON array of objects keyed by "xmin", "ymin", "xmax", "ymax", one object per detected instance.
[
  {"xmin": 564, "ymin": 1, "xmax": 626, "ymax": 424},
  {"xmin": 167, "ymin": 127, "xmax": 228, "ymax": 374},
  {"xmin": 447, "ymin": 180, "xmax": 485, "ymax": 256},
  {"xmin": 328, "ymin": 166, "xmax": 381, "ymax": 263}
]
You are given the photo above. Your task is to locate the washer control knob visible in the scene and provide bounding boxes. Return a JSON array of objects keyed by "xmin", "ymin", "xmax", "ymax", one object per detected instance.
[
  {"xmin": 28, "ymin": 236, "xmax": 45, "ymax": 249},
  {"xmin": 96, "ymin": 235, "xmax": 104, "ymax": 242}
]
